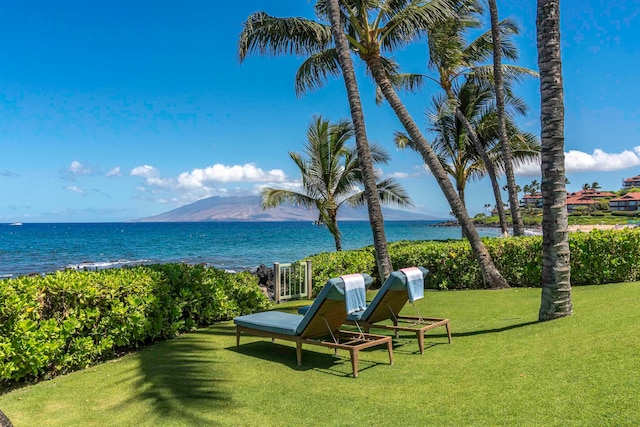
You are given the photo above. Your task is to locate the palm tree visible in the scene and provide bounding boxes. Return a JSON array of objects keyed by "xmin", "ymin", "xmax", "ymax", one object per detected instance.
[
  {"xmin": 591, "ymin": 182, "xmax": 601, "ymax": 190},
  {"xmin": 262, "ymin": 115, "xmax": 412, "ymax": 252},
  {"xmin": 537, "ymin": 0, "xmax": 572, "ymax": 321},
  {"xmin": 326, "ymin": 0, "xmax": 396, "ymax": 277},
  {"xmin": 239, "ymin": 1, "xmax": 509, "ymax": 289},
  {"xmin": 238, "ymin": 3, "xmax": 396, "ymax": 279},
  {"xmin": 396, "ymin": 79, "xmax": 539, "ymax": 225},
  {"xmin": 523, "ymin": 179, "xmax": 541, "ymax": 196},
  {"xmin": 424, "ymin": 1, "xmax": 537, "ymax": 236},
  {"xmin": 323, "ymin": 0, "xmax": 508, "ymax": 288},
  {"xmin": 581, "ymin": 183, "xmax": 591, "ymax": 191},
  {"xmin": 487, "ymin": 0, "xmax": 525, "ymax": 236}
]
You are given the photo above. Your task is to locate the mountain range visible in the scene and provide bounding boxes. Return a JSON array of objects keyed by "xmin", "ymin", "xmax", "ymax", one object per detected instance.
[{"xmin": 135, "ymin": 196, "xmax": 440, "ymax": 222}]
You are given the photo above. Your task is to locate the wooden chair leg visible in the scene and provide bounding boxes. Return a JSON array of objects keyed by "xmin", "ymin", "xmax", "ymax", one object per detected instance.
[
  {"xmin": 296, "ymin": 342, "xmax": 303, "ymax": 366},
  {"xmin": 417, "ymin": 331, "xmax": 425, "ymax": 355},
  {"xmin": 350, "ymin": 349, "xmax": 359, "ymax": 378},
  {"xmin": 387, "ymin": 339, "xmax": 394, "ymax": 365},
  {"xmin": 445, "ymin": 322, "xmax": 452, "ymax": 343},
  {"xmin": 236, "ymin": 329, "xmax": 241, "ymax": 348}
]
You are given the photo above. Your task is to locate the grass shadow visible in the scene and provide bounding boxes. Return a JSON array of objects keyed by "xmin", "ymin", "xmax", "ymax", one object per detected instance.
[
  {"xmin": 228, "ymin": 340, "xmax": 390, "ymax": 378},
  {"xmin": 120, "ymin": 329, "xmax": 235, "ymax": 425},
  {"xmin": 452, "ymin": 320, "xmax": 539, "ymax": 337}
]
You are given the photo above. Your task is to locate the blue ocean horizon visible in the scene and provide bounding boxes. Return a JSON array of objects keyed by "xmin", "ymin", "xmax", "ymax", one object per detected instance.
[{"xmin": 0, "ymin": 221, "xmax": 501, "ymax": 278}]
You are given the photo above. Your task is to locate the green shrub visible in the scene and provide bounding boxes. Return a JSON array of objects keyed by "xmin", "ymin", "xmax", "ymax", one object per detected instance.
[
  {"xmin": 305, "ymin": 229, "xmax": 640, "ymax": 291},
  {"xmin": 307, "ymin": 248, "xmax": 376, "ymax": 295},
  {"xmin": 611, "ymin": 210, "xmax": 640, "ymax": 217},
  {"xmin": 0, "ymin": 265, "xmax": 270, "ymax": 386}
]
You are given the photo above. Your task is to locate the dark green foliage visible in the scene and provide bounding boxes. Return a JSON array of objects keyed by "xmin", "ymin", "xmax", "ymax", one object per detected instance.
[
  {"xmin": 307, "ymin": 229, "xmax": 640, "ymax": 292},
  {"xmin": 0, "ymin": 265, "xmax": 270, "ymax": 386},
  {"xmin": 307, "ymin": 248, "xmax": 376, "ymax": 294},
  {"xmin": 611, "ymin": 210, "xmax": 640, "ymax": 217}
]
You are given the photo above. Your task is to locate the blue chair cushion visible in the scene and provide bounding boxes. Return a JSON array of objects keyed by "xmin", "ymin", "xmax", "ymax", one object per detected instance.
[{"xmin": 234, "ymin": 311, "xmax": 302, "ymax": 336}]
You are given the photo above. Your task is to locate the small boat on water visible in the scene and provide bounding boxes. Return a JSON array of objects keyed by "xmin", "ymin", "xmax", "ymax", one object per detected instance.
[{"xmin": 8, "ymin": 222, "xmax": 23, "ymax": 226}]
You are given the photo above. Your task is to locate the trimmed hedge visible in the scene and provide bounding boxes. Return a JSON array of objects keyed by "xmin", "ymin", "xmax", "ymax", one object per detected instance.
[
  {"xmin": 0, "ymin": 264, "xmax": 270, "ymax": 386},
  {"xmin": 307, "ymin": 228, "xmax": 640, "ymax": 293}
]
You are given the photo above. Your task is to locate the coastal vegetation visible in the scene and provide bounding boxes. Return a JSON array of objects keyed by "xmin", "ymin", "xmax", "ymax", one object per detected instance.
[
  {"xmin": 1, "ymin": 282, "xmax": 638, "ymax": 425},
  {"xmin": 261, "ymin": 116, "xmax": 412, "ymax": 251},
  {"xmin": 3, "ymin": 227, "xmax": 638, "ymax": 389},
  {"xmin": 0, "ymin": 265, "xmax": 269, "ymax": 386},
  {"xmin": 306, "ymin": 228, "xmax": 640, "ymax": 293}
]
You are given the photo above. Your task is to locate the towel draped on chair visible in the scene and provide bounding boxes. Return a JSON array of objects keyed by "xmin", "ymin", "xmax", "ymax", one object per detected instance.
[
  {"xmin": 400, "ymin": 267, "xmax": 424, "ymax": 303},
  {"xmin": 340, "ymin": 273, "xmax": 367, "ymax": 314}
]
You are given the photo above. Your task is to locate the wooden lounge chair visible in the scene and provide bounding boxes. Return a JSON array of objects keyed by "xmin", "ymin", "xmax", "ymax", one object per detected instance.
[
  {"xmin": 300, "ymin": 267, "xmax": 451, "ymax": 354},
  {"xmin": 352, "ymin": 267, "xmax": 451, "ymax": 354},
  {"xmin": 234, "ymin": 274, "xmax": 393, "ymax": 378}
]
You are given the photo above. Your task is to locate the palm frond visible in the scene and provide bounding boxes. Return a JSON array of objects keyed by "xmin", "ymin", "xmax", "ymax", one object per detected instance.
[
  {"xmin": 468, "ymin": 64, "xmax": 538, "ymax": 86},
  {"xmin": 463, "ymin": 17, "xmax": 521, "ymax": 64},
  {"xmin": 376, "ymin": 178, "xmax": 414, "ymax": 207},
  {"xmin": 238, "ymin": 12, "xmax": 332, "ymax": 62},
  {"xmin": 261, "ymin": 188, "xmax": 317, "ymax": 210},
  {"xmin": 381, "ymin": 0, "xmax": 456, "ymax": 52},
  {"xmin": 294, "ymin": 48, "xmax": 341, "ymax": 97}
]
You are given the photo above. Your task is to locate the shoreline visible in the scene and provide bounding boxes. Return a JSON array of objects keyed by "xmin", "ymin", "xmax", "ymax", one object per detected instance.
[{"xmin": 438, "ymin": 221, "xmax": 635, "ymax": 234}]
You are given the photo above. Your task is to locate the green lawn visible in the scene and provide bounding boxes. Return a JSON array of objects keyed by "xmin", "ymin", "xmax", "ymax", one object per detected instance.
[{"xmin": 1, "ymin": 283, "xmax": 639, "ymax": 426}]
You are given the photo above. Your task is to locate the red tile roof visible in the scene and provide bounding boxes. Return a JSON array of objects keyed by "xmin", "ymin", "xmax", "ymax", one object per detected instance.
[{"xmin": 610, "ymin": 192, "xmax": 640, "ymax": 202}]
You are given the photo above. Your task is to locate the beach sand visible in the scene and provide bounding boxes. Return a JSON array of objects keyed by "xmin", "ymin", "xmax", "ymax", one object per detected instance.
[{"xmin": 567, "ymin": 224, "xmax": 632, "ymax": 233}]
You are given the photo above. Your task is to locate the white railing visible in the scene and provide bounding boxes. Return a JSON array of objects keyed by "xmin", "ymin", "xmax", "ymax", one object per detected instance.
[{"xmin": 274, "ymin": 260, "xmax": 312, "ymax": 303}]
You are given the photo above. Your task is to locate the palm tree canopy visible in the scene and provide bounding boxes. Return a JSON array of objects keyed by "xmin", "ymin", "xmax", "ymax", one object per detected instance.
[
  {"xmin": 262, "ymin": 115, "xmax": 413, "ymax": 230},
  {"xmin": 395, "ymin": 78, "xmax": 539, "ymax": 192},
  {"xmin": 238, "ymin": 1, "xmax": 455, "ymax": 97}
]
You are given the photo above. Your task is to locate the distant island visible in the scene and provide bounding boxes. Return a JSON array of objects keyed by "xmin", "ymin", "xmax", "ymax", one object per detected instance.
[{"xmin": 134, "ymin": 195, "xmax": 442, "ymax": 222}]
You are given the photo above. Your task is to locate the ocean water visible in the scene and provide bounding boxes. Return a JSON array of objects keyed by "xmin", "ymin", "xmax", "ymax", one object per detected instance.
[{"xmin": 0, "ymin": 221, "xmax": 501, "ymax": 278}]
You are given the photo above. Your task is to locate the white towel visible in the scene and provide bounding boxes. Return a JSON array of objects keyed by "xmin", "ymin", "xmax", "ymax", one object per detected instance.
[
  {"xmin": 341, "ymin": 273, "xmax": 367, "ymax": 314},
  {"xmin": 400, "ymin": 267, "xmax": 424, "ymax": 302}
]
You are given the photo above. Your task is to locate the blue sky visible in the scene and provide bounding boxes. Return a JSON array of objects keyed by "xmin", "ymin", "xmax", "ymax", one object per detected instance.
[{"xmin": 1, "ymin": 1, "xmax": 639, "ymax": 222}]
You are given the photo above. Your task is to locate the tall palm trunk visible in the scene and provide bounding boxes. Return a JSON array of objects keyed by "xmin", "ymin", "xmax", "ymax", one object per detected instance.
[
  {"xmin": 326, "ymin": 0, "xmax": 393, "ymax": 280},
  {"xmin": 457, "ymin": 182, "xmax": 467, "ymax": 239},
  {"xmin": 328, "ymin": 210, "xmax": 342, "ymax": 251},
  {"xmin": 489, "ymin": 0, "xmax": 525, "ymax": 236},
  {"xmin": 450, "ymin": 104, "xmax": 509, "ymax": 237},
  {"xmin": 537, "ymin": 0, "xmax": 572, "ymax": 320},
  {"xmin": 366, "ymin": 51, "xmax": 508, "ymax": 289}
]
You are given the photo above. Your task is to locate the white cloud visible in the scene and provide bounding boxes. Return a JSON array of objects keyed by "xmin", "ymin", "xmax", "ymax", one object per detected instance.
[
  {"xmin": 69, "ymin": 161, "xmax": 96, "ymax": 175},
  {"xmin": 130, "ymin": 163, "xmax": 293, "ymax": 205},
  {"xmin": 62, "ymin": 160, "xmax": 99, "ymax": 181},
  {"xmin": 65, "ymin": 185, "xmax": 86, "ymax": 195},
  {"xmin": 106, "ymin": 167, "xmax": 121, "ymax": 177},
  {"xmin": 176, "ymin": 163, "xmax": 286, "ymax": 188},
  {"xmin": 130, "ymin": 165, "xmax": 174, "ymax": 188},
  {"xmin": 515, "ymin": 146, "xmax": 640, "ymax": 176},
  {"xmin": 387, "ymin": 172, "xmax": 410, "ymax": 179}
]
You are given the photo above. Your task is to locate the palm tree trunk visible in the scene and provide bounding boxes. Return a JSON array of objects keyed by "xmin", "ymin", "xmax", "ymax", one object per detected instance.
[
  {"xmin": 329, "ymin": 211, "xmax": 343, "ymax": 251},
  {"xmin": 457, "ymin": 182, "xmax": 467, "ymax": 239},
  {"xmin": 326, "ymin": 0, "xmax": 393, "ymax": 280},
  {"xmin": 450, "ymin": 101, "xmax": 509, "ymax": 237},
  {"xmin": 537, "ymin": 0, "xmax": 572, "ymax": 320},
  {"xmin": 488, "ymin": 0, "xmax": 525, "ymax": 236},
  {"xmin": 366, "ymin": 52, "xmax": 508, "ymax": 289}
]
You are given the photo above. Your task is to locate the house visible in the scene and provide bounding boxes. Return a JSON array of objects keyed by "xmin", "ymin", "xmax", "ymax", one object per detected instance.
[
  {"xmin": 566, "ymin": 194, "xmax": 596, "ymax": 213},
  {"xmin": 622, "ymin": 175, "xmax": 640, "ymax": 189},
  {"xmin": 568, "ymin": 189, "xmax": 616, "ymax": 199},
  {"xmin": 520, "ymin": 194, "xmax": 542, "ymax": 208},
  {"xmin": 609, "ymin": 192, "xmax": 640, "ymax": 211}
]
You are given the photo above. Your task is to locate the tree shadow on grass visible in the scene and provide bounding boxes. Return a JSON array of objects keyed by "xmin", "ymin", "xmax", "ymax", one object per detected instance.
[
  {"xmin": 118, "ymin": 329, "xmax": 235, "ymax": 425},
  {"xmin": 229, "ymin": 340, "xmax": 388, "ymax": 378},
  {"xmin": 451, "ymin": 320, "xmax": 539, "ymax": 337}
]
